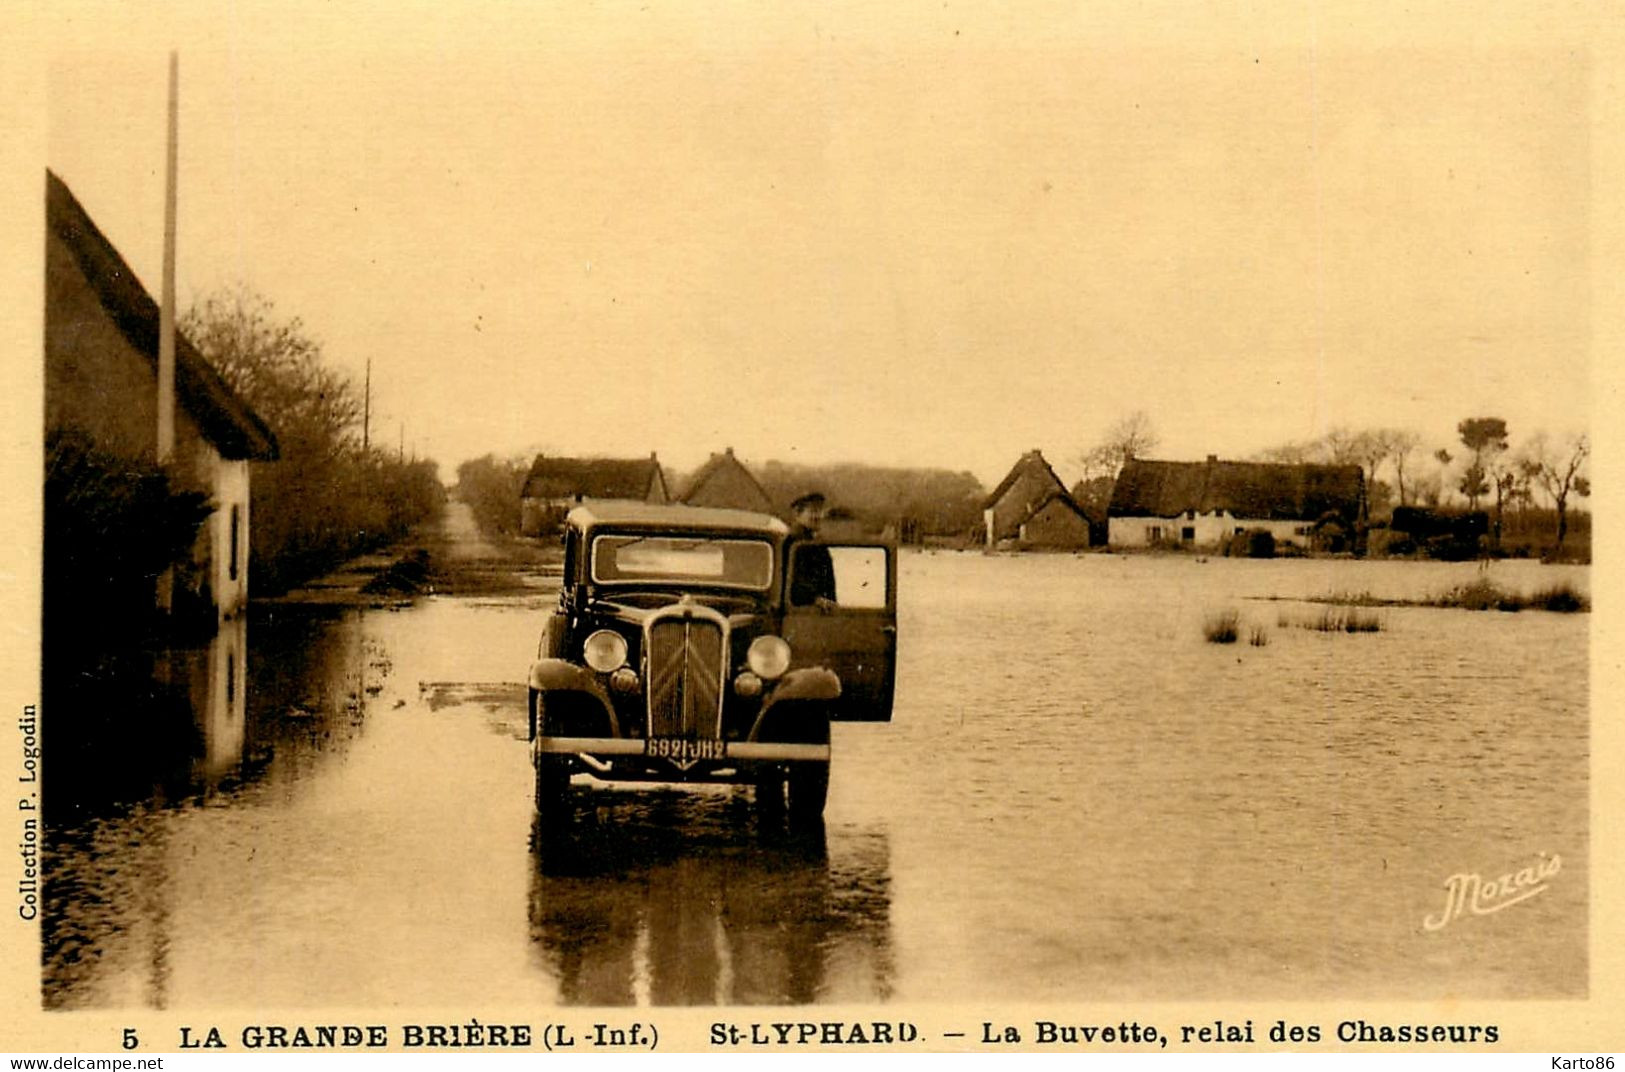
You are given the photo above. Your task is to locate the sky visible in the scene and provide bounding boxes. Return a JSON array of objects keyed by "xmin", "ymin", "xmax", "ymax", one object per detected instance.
[{"xmin": 32, "ymin": 2, "xmax": 1601, "ymax": 488}]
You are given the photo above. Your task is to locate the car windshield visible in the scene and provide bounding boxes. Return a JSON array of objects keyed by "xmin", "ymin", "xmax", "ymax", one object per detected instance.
[{"xmin": 590, "ymin": 533, "xmax": 774, "ymax": 589}]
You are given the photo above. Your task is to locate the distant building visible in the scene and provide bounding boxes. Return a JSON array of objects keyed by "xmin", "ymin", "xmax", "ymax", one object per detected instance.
[
  {"xmin": 519, "ymin": 453, "xmax": 669, "ymax": 535},
  {"xmin": 679, "ymin": 447, "xmax": 775, "ymax": 514},
  {"xmin": 45, "ymin": 170, "xmax": 278, "ymax": 625},
  {"xmin": 1107, "ymin": 455, "xmax": 1365, "ymax": 551},
  {"xmin": 982, "ymin": 449, "xmax": 1091, "ymax": 549}
]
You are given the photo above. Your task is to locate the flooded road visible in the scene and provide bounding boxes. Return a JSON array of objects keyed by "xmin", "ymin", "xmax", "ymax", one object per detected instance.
[{"xmin": 42, "ymin": 509, "xmax": 1587, "ymax": 1007}]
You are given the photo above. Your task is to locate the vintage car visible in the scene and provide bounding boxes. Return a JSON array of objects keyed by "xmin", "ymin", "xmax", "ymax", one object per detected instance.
[{"xmin": 528, "ymin": 501, "xmax": 896, "ymax": 825}]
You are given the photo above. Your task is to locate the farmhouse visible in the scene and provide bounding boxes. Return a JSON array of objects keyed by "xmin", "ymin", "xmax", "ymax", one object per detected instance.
[
  {"xmin": 983, "ymin": 450, "xmax": 1091, "ymax": 549},
  {"xmin": 45, "ymin": 170, "xmax": 278, "ymax": 625},
  {"xmin": 1107, "ymin": 455, "xmax": 1364, "ymax": 552},
  {"xmin": 679, "ymin": 447, "xmax": 775, "ymax": 514},
  {"xmin": 519, "ymin": 454, "xmax": 669, "ymax": 535}
]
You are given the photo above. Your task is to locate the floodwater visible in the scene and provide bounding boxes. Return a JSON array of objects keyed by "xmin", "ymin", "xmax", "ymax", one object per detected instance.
[{"xmin": 41, "ymin": 541, "xmax": 1588, "ymax": 1008}]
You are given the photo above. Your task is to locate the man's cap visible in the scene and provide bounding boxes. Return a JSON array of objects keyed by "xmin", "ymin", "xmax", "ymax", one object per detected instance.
[{"xmin": 790, "ymin": 491, "xmax": 827, "ymax": 510}]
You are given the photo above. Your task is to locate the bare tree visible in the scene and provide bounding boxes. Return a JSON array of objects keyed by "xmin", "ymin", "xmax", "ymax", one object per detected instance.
[
  {"xmin": 1428, "ymin": 449, "xmax": 1455, "ymax": 507},
  {"xmin": 1256, "ymin": 439, "xmax": 1324, "ymax": 465},
  {"xmin": 1521, "ymin": 431, "xmax": 1591, "ymax": 554},
  {"xmin": 1078, "ymin": 410, "xmax": 1159, "ymax": 481},
  {"xmin": 1321, "ymin": 427, "xmax": 1363, "ymax": 466},
  {"xmin": 1388, "ymin": 429, "xmax": 1422, "ymax": 506}
]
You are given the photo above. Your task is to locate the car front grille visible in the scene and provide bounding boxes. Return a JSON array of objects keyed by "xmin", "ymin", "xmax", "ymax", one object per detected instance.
[{"xmin": 644, "ymin": 607, "xmax": 726, "ymax": 739}]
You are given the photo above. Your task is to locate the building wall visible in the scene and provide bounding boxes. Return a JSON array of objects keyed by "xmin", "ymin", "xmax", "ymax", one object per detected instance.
[
  {"xmin": 1018, "ymin": 500, "xmax": 1092, "ymax": 548},
  {"xmin": 520, "ymin": 498, "xmax": 550, "ymax": 537},
  {"xmin": 521, "ymin": 497, "xmax": 572, "ymax": 537},
  {"xmin": 646, "ymin": 471, "xmax": 670, "ymax": 503},
  {"xmin": 1109, "ymin": 512, "xmax": 1313, "ymax": 549},
  {"xmin": 206, "ymin": 459, "xmax": 251, "ymax": 619}
]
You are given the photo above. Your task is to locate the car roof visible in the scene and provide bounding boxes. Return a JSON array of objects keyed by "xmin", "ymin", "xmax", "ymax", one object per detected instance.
[{"xmin": 567, "ymin": 499, "xmax": 790, "ymax": 536}]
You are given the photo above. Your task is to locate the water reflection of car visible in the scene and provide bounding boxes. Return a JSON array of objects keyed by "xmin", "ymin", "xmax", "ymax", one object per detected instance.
[
  {"xmin": 528, "ymin": 502, "xmax": 896, "ymax": 826},
  {"xmin": 528, "ymin": 794, "xmax": 894, "ymax": 1004}
]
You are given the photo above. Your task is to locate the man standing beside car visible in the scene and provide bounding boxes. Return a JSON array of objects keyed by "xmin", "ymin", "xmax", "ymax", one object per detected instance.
[{"xmin": 787, "ymin": 491, "xmax": 837, "ymax": 607}]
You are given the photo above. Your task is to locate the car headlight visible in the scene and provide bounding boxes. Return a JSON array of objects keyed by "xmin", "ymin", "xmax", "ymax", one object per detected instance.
[
  {"xmin": 583, "ymin": 629, "xmax": 628, "ymax": 673},
  {"xmin": 746, "ymin": 635, "xmax": 791, "ymax": 680}
]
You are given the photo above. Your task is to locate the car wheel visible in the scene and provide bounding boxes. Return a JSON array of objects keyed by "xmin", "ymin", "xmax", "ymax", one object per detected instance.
[
  {"xmin": 534, "ymin": 749, "xmax": 571, "ymax": 825},
  {"xmin": 787, "ymin": 762, "xmax": 829, "ymax": 825},
  {"xmin": 754, "ymin": 765, "xmax": 786, "ymax": 817},
  {"xmin": 531, "ymin": 694, "xmax": 571, "ymax": 825}
]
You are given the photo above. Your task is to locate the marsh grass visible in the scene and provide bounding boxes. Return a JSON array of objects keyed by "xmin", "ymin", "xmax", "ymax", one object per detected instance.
[
  {"xmin": 1203, "ymin": 610, "xmax": 1240, "ymax": 644},
  {"xmin": 1426, "ymin": 578, "xmax": 1589, "ymax": 613},
  {"xmin": 1298, "ymin": 578, "xmax": 1589, "ymax": 614},
  {"xmin": 1526, "ymin": 581, "xmax": 1589, "ymax": 613},
  {"xmin": 1301, "ymin": 607, "xmax": 1385, "ymax": 633}
]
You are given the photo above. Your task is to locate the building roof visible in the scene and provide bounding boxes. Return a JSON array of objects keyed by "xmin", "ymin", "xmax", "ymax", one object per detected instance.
[
  {"xmin": 567, "ymin": 500, "xmax": 788, "ymax": 535},
  {"xmin": 982, "ymin": 449, "xmax": 1067, "ymax": 510},
  {"xmin": 1109, "ymin": 457, "xmax": 1364, "ymax": 521},
  {"xmin": 520, "ymin": 454, "xmax": 664, "ymax": 500},
  {"xmin": 1029, "ymin": 489, "xmax": 1092, "ymax": 521},
  {"xmin": 678, "ymin": 447, "xmax": 775, "ymax": 511},
  {"xmin": 46, "ymin": 170, "xmax": 278, "ymax": 462}
]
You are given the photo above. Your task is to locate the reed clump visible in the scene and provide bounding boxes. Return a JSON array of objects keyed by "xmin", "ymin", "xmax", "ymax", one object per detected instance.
[
  {"xmin": 1203, "ymin": 609, "xmax": 1241, "ymax": 644},
  {"xmin": 1428, "ymin": 578, "xmax": 1589, "ymax": 613},
  {"xmin": 1301, "ymin": 607, "xmax": 1385, "ymax": 633}
]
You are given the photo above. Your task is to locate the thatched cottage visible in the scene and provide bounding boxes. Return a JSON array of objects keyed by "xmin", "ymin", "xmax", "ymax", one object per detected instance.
[
  {"xmin": 45, "ymin": 170, "xmax": 278, "ymax": 625},
  {"xmin": 519, "ymin": 454, "xmax": 669, "ymax": 535},
  {"xmin": 1107, "ymin": 456, "xmax": 1364, "ymax": 551},
  {"xmin": 982, "ymin": 449, "xmax": 1092, "ymax": 549}
]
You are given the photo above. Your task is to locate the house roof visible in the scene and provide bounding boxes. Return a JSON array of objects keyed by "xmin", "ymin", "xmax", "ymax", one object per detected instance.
[
  {"xmin": 46, "ymin": 170, "xmax": 278, "ymax": 462},
  {"xmin": 679, "ymin": 447, "xmax": 774, "ymax": 508},
  {"xmin": 1109, "ymin": 458, "xmax": 1364, "ymax": 521},
  {"xmin": 982, "ymin": 449, "xmax": 1067, "ymax": 510},
  {"xmin": 1029, "ymin": 489, "xmax": 1092, "ymax": 521},
  {"xmin": 520, "ymin": 454, "xmax": 664, "ymax": 500}
]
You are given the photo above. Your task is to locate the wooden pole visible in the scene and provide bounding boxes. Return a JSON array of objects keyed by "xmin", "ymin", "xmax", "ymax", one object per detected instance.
[
  {"xmin": 156, "ymin": 51, "xmax": 179, "ymax": 616},
  {"xmin": 362, "ymin": 356, "xmax": 371, "ymax": 453},
  {"xmin": 157, "ymin": 51, "xmax": 178, "ymax": 464}
]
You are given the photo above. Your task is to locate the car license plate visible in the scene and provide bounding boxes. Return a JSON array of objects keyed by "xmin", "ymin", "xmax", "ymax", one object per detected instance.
[{"xmin": 644, "ymin": 737, "xmax": 726, "ymax": 762}]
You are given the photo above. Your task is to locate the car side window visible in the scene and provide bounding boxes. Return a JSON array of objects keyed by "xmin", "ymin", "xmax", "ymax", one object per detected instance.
[
  {"xmin": 828, "ymin": 546, "xmax": 888, "ymax": 608},
  {"xmin": 791, "ymin": 544, "xmax": 889, "ymax": 609}
]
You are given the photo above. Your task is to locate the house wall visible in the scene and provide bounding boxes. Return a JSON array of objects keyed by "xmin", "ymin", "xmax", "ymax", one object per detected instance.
[
  {"xmin": 1109, "ymin": 512, "xmax": 1313, "ymax": 549},
  {"xmin": 520, "ymin": 498, "xmax": 549, "ymax": 536},
  {"xmin": 206, "ymin": 459, "xmax": 251, "ymax": 619},
  {"xmin": 521, "ymin": 497, "xmax": 572, "ymax": 537},
  {"xmin": 986, "ymin": 465, "xmax": 1064, "ymax": 544},
  {"xmin": 685, "ymin": 463, "xmax": 773, "ymax": 513},
  {"xmin": 646, "ymin": 471, "xmax": 670, "ymax": 503},
  {"xmin": 1019, "ymin": 499, "xmax": 1092, "ymax": 548}
]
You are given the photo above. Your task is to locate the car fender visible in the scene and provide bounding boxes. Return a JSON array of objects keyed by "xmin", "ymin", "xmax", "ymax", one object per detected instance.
[
  {"xmin": 749, "ymin": 667, "xmax": 841, "ymax": 742},
  {"xmin": 528, "ymin": 658, "xmax": 621, "ymax": 738}
]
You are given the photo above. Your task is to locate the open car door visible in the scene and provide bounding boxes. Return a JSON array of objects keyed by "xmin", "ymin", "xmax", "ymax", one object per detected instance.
[{"xmin": 782, "ymin": 541, "xmax": 896, "ymax": 722}]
